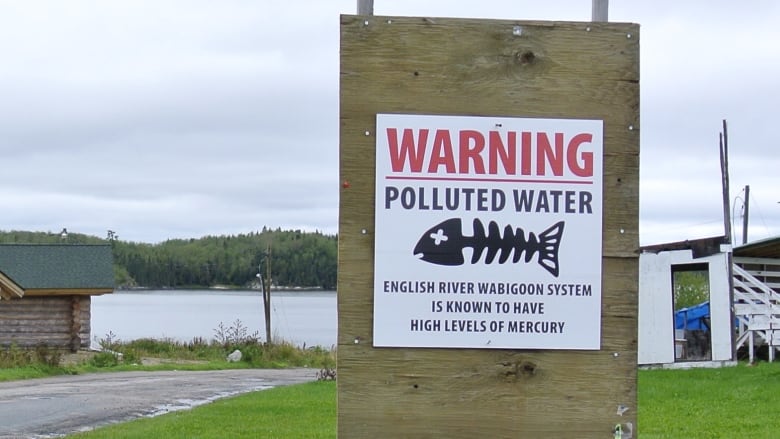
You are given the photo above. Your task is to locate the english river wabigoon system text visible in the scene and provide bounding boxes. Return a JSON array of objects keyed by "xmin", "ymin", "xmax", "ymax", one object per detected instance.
[{"xmin": 382, "ymin": 280, "xmax": 592, "ymax": 335}]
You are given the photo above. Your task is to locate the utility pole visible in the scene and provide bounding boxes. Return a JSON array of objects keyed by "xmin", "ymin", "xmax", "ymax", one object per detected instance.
[
  {"xmin": 258, "ymin": 244, "xmax": 272, "ymax": 346},
  {"xmin": 742, "ymin": 185, "xmax": 750, "ymax": 244},
  {"xmin": 720, "ymin": 120, "xmax": 732, "ymax": 244},
  {"xmin": 720, "ymin": 119, "xmax": 737, "ymax": 362}
]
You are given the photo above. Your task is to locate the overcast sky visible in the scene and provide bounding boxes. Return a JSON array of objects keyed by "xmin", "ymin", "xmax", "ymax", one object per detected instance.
[{"xmin": 1, "ymin": 1, "xmax": 777, "ymax": 245}]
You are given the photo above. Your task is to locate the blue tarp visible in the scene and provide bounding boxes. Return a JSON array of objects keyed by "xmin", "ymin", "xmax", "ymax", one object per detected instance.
[{"xmin": 675, "ymin": 301, "xmax": 710, "ymax": 331}]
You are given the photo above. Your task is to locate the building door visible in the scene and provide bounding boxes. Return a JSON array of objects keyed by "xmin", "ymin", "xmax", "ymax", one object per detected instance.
[{"xmin": 671, "ymin": 263, "xmax": 712, "ymax": 361}]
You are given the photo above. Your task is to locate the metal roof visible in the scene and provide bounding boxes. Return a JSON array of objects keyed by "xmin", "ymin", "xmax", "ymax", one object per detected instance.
[
  {"xmin": 640, "ymin": 234, "xmax": 780, "ymax": 260},
  {"xmin": 0, "ymin": 244, "xmax": 114, "ymax": 290},
  {"xmin": 640, "ymin": 236, "xmax": 729, "ymax": 259},
  {"xmin": 734, "ymin": 236, "xmax": 780, "ymax": 259}
]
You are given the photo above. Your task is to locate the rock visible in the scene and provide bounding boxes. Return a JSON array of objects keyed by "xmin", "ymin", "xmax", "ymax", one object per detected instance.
[{"xmin": 226, "ymin": 349, "xmax": 242, "ymax": 362}]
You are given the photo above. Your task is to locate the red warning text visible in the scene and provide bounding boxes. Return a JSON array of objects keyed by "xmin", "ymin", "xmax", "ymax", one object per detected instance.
[{"xmin": 386, "ymin": 128, "xmax": 594, "ymax": 178}]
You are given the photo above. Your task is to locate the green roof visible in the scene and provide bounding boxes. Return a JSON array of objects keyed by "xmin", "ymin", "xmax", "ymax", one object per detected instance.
[{"xmin": 0, "ymin": 244, "xmax": 114, "ymax": 290}]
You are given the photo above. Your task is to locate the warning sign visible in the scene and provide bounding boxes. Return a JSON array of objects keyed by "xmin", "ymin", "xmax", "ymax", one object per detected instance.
[{"xmin": 373, "ymin": 113, "xmax": 603, "ymax": 349}]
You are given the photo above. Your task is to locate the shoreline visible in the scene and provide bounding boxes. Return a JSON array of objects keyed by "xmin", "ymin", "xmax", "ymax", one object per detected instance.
[{"xmin": 116, "ymin": 285, "xmax": 327, "ymax": 293}]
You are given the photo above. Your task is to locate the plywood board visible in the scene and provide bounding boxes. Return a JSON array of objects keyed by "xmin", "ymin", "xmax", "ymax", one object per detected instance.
[{"xmin": 339, "ymin": 15, "xmax": 639, "ymax": 438}]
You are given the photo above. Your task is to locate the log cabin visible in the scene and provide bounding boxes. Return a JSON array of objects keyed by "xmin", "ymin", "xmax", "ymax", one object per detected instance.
[{"xmin": 0, "ymin": 244, "xmax": 114, "ymax": 351}]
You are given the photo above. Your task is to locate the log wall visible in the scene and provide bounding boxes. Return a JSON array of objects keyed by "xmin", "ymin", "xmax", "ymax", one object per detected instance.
[{"xmin": 0, "ymin": 296, "xmax": 91, "ymax": 351}]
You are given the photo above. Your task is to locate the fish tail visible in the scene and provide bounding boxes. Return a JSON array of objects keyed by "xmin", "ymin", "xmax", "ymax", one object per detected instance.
[{"xmin": 536, "ymin": 221, "xmax": 565, "ymax": 277}]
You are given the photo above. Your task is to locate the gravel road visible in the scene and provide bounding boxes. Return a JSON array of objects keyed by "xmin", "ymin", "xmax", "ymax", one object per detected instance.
[{"xmin": 0, "ymin": 368, "xmax": 318, "ymax": 438}]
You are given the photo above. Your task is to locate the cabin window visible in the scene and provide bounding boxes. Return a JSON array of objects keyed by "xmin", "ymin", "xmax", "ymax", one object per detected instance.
[{"xmin": 671, "ymin": 263, "xmax": 712, "ymax": 361}]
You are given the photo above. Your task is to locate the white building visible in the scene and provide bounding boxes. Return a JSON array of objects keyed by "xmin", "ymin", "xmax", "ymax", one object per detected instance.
[{"xmin": 638, "ymin": 235, "xmax": 780, "ymax": 367}]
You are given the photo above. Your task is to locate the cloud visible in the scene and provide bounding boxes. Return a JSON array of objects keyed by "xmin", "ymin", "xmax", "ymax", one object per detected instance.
[{"xmin": 0, "ymin": 0, "xmax": 777, "ymax": 245}]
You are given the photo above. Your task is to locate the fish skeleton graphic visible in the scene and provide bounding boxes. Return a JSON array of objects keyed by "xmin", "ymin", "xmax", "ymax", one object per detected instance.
[{"xmin": 413, "ymin": 218, "xmax": 565, "ymax": 277}]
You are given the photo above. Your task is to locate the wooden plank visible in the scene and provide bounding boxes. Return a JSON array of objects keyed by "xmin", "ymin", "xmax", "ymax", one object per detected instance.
[
  {"xmin": 340, "ymin": 15, "xmax": 638, "ymax": 438},
  {"xmin": 738, "ymin": 270, "xmax": 780, "ymax": 278},
  {"xmin": 339, "ymin": 257, "xmax": 636, "ymax": 436},
  {"xmin": 0, "ymin": 319, "xmax": 75, "ymax": 327},
  {"xmin": 739, "ymin": 270, "xmax": 780, "ymax": 278},
  {"xmin": 23, "ymin": 288, "xmax": 111, "ymax": 296},
  {"xmin": 1, "ymin": 333, "xmax": 72, "ymax": 347},
  {"xmin": 0, "ymin": 313, "xmax": 72, "ymax": 320},
  {"xmin": 735, "ymin": 257, "xmax": 780, "ymax": 266},
  {"xmin": 0, "ymin": 296, "xmax": 71, "ymax": 305},
  {"xmin": 0, "ymin": 273, "xmax": 25, "ymax": 299}
]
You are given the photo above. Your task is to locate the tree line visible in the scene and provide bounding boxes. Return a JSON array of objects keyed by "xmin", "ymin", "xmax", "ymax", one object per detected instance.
[{"xmin": 0, "ymin": 228, "xmax": 337, "ymax": 290}]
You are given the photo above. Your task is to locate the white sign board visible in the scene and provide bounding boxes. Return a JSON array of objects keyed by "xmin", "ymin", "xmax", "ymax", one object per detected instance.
[{"xmin": 373, "ymin": 114, "xmax": 603, "ymax": 349}]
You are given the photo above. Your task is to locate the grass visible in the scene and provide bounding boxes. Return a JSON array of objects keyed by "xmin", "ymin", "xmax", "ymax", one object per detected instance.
[
  {"xmin": 92, "ymin": 336, "xmax": 335, "ymax": 369},
  {"xmin": 6, "ymin": 334, "xmax": 780, "ymax": 438},
  {"xmin": 0, "ymin": 365, "xmax": 78, "ymax": 382},
  {"xmin": 638, "ymin": 362, "xmax": 780, "ymax": 438},
  {"xmin": 0, "ymin": 322, "xmax": 335, "ymax": 382},
  {"xmin": 0, "ymin": 344, "xmax": 74, "ymax": 381},
  {"xmin": 60, "ymin": 362, "xmax": 780, "ymax": 438},
  {"xmin": 68, "ymin": 380, "xmax": 337, "ymax": 439},
  {"xmin": 0, "ymin": 341, "xmax": 334, "ymax": 382}
]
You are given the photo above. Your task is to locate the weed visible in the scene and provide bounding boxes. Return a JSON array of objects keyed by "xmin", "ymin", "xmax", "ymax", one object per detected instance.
[
  {"xmin": 34, "ymin": 344, "xmax": 62, "ymax": 367},
  {"xmin": 213, "ymin": 319, "xmax": 260, "ymax": 346},
  {"xmin": 97, "ymin": 331, "xmax": 119, "ymax": 351},
  {"xmin": 0, "ymin": 344, "xmax": 33, "ymax": 367},
  {"xmin": 92, "ymin": 331, "xmax": 143, "ymax": 365}
]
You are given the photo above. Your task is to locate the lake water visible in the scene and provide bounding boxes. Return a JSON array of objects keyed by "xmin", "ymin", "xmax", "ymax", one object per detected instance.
[{"xmin": 91, "ymin": 290, "xmax": 337, "ymax": 349}]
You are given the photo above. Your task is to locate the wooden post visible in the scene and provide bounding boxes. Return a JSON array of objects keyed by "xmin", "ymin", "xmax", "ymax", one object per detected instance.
[
  {"xmin": 592, "ymin": 0, "xmax": 609, "ymax": 22},
  {"xmin": 340, "ymin": 15, "xmax": 639, "ymax": 438},
  {"xmin": 357, "ymin": 0, "xmax": 373, "ymax": 16},
  {"xmin": 742, "ymin": 185, "xmax": 750, "ymax": 244},
  {"xmin": 70, "ymin": 296, "xmax": 81, "ymax": 352}
]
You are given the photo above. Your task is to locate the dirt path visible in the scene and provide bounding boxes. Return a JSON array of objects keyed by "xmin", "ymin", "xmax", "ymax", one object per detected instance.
[{"xmin": 0, "ymin": 368, "xmax": 317, "ymax": 438}]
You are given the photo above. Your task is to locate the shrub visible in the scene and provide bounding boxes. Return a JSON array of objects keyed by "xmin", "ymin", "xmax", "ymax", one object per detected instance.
[
  {"xmin": 0, "ymin": 344, "xmax": 64, "ymax": 368},
  {"xmin": 34, "ymin": 344, "xmax": 62, "ymax": 367},
  {"xmin": 90, "ymin": 351, "xmax": 120, "ymax": 368}
]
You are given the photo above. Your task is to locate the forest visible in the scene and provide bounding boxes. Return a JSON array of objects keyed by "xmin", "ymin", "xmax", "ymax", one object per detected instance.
[{"xmin": 0, "ymin": 228, "xmax": 337, "ymax": 290}]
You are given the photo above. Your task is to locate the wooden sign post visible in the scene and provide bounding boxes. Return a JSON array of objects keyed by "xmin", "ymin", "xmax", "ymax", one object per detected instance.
[{"xmin": 339, "ymin": 15, "xmax": 639, "ymax": 438}]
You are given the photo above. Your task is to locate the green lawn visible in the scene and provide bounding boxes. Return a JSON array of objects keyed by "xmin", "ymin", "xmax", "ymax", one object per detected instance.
[
  {"xmin": 639, "ymin": 362, "xmax": 780, "ymax": 438},
  {"xmin": 67, "ymin": 362, "xmax": 780, "ymax": 438},
  {"xmin": 69, "ymin": 380, "xmax": 337, "ymax": 439}
]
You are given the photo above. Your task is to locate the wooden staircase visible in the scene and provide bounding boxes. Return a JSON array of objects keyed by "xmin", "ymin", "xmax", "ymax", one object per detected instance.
[{"xmin": 733, "ymin": 257, "xmax": 780, "ymax": 362}]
